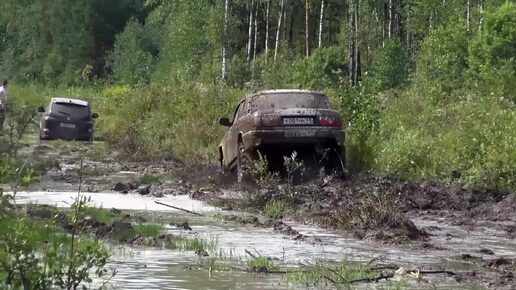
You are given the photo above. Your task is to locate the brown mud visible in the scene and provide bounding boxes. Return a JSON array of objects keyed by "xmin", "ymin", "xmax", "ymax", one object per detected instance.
[{"xmin": 27, "ymin": 141, "xmax": 516, "ymax": 289}]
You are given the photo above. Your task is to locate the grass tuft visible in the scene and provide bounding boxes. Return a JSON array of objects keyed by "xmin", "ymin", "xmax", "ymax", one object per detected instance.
[{"xmin": 136, "ymin": 223, "xmax": 166, "ymax": 237}]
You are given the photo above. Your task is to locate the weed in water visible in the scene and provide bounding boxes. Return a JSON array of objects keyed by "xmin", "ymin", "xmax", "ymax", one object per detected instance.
[
  {"xmin": 246, "ymin": 257, "xmax": 280, "ymax": 273},
  {"xmin": 83, "ymin": 206, "xmax": 121, "ymax": 225},
  {"xmin": 168, "ymin": 235, "xmax": 218, "ymax": 253},
  {"xmin": 285, "ymin": 262, "xmax": 372, "ymax": 287},
  {"xmin": 264, "ymin": 199, "xmax": 291, "ymax": 219},
  {"xmin": 136, "ymin": 223, "xmax": 166, "ymax": 237}
]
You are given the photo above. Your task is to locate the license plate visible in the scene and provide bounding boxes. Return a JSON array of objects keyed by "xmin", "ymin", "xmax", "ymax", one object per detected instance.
[
  {"xmin": 282, "ymin": 117, "xmax": 314, "ymax": 125},
  {"xmin": 285, "ymin": 129, "xmax": 316, "ymax": 137},
  {"xmin": 60, "ymin": 123, "xmax": 76, "ymax": 129}
]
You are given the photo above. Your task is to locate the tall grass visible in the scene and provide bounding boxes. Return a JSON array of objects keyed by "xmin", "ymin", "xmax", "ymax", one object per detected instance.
[
  {"xmin": 8, "ymin": 81, "xmax": 515, "ymax": 190},
  {"xmin": 370, "ymin": 89, "xmax": 515, "ymax": 190},
  {"xmin": 136, "ymin": 223, "xmax": 166, "ymax": 237}
]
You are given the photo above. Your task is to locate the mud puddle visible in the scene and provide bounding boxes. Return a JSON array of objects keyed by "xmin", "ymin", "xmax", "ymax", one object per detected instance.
[
  {"xmin": 15, "ymin": 191, "xmax": 515, "ymax": 289},
  {"xmin": 107, "ymin": 247, "xmax": 288, "ymax": 290}
]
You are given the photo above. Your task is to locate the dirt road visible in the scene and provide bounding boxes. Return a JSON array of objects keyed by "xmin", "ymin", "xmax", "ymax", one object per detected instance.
[{"xmin": 19, "ymin": 140, "xmax": 516, "ymax": 289}]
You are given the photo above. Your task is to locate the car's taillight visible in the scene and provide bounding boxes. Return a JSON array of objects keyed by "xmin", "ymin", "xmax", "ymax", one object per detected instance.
[
  {"xmin": 318, "ymin": 115, "xmax": 342, "ymax": 127},
  {"xmin": 260, "ymin": 114, "xmax": 280, "ymax": 127}
]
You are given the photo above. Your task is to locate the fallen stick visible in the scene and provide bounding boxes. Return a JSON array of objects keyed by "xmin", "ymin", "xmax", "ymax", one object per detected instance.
[
  {"xmin": 245, "ymin": 249, "xmax": 257, "ymax": 258},
  {"xmin": 154, "ymin": 201, "xmax": 204, "ymax": 216}
]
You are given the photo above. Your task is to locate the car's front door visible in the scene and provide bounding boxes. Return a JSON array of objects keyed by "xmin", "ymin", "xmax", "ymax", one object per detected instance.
[{"xmin": 223, "ymin": 101, "xmax": 244, "ymax": 168}]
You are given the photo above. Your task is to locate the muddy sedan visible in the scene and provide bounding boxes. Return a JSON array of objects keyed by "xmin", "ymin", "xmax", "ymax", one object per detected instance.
[
  {"xmin": 219, "ymin": 89, "xmax": 345, "ymax": 181},
  {"xmin": 38, "ymin": 98, "xmax": 99, "ymax": 141}
]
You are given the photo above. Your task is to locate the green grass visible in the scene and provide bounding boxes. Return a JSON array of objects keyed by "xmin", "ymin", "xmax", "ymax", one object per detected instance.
[
  {"xmin": 136, "ymin": 223, "xmax": 166, "ymax": 237},
  {"xmin": 264, "ymin": 199, "xmax": 291, "ymax": 219},
  {"xmin": 140, "ymin": 174, "xmax": 162, "ymax": 185},
  {"xmin": 139, "ymin": 173, "xmax": 175, "ymax": 185},
  {"xmin": 167, "ymin": 235, "xmax": 218, "ymax": 253},
  {"xmin": 284, "ymin": 262, "xmax": 373, "ymax": 287},
  {"xmin": 83, "ymin": 206, "xmax": 122, "ymax": 225},
  {"xmin": 246, "ymin": 257, "xmax": 280, "ymax": 273}
]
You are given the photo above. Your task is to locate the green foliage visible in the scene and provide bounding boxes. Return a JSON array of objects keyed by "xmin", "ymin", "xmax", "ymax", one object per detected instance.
[
  {"xmin": 108, "ymin": 20, "xmax": 157, "ymax": 86},
  {"xmin": 368, "ymin": 39, "xmax": 409, "ymax": 91},
  {"xmin": 468, "ymin": 2, "xmax": 516, "ymax": 101},
  {"xmin": 290, "ymin": 47, "xmax": 347, "ymax": 90},
  {"xmin": 0, "ymin": 192, "xmax": 111, "ymax": 289},
  {"xmin": 416, "ymin": 20, "xmax": 469, "ymax": 96}
]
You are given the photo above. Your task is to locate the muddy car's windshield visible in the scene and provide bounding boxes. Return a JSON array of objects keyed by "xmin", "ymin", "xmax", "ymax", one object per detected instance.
[
  {"xmin": 51, "ymin": 103, "xmax": 91, "ymax": 119},
  {"xmin": 251, "ymin": 93, "xmax": 330, "ymax": 111}
]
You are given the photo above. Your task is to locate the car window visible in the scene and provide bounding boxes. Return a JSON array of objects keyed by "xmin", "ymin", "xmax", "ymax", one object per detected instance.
[
  {"xmin": 250, "ymin": 93, "xmax": 330, "ymax": 111},
  {"xmin": 231, "ymin": 103, "xmax": 241, "ymax": 123},
  {"xmin": 51, "ymin": 102, "xmax": 91, "ymax": 119},
  {"xmin": 237, "ymin": 100, "xmax": 249, "ymax": 119}
]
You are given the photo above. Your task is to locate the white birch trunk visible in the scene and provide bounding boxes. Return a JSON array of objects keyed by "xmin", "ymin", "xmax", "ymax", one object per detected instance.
[
  {"xmin": 265, "ymin": 1, "xmax": 270, "ymax": 57},
  {"xmin": 318, "ymin": 0, "xmax": 325, "ymax": 48},
  {"xmin": 222, "ymin": 0, "xmax": 230, "ymax": 82},
  {"xmin": 252, "ymin": 4, "xmax": 258, "ymax": 69},
  {"xmin": 247, "ymin": 0, "xmax": 255, "ymax": 64},
  {"xmin": 274, "ymin": 0, "xmax": 285, "ymax": 63},
  {"xmin": 479, "ymin": 0, "xmax": 484, "ymax": 32}
]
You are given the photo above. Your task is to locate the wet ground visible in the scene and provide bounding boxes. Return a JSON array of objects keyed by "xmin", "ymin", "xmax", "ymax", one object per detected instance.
[{"xmin": 6, "ymin": 140, "xmax": 516, "ymax": 289}]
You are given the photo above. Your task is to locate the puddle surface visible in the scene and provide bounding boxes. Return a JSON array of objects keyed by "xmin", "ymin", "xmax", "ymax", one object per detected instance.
[{"xmin": 15, "ymin": 191, "xmax": 516, "ymax": 289}]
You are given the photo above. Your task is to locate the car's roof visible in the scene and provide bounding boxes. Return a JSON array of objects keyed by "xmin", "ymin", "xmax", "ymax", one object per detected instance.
[
  {"xmin": 253, "ymin": 89, "xmax": 324, "ymax": 95},
  {"xmin": 244, "ymin": 89, "xmax": 326, "ymax": 102},
  {"xmin": 51, "ymin": 97, "xmax": 89, "ymax": 107}
]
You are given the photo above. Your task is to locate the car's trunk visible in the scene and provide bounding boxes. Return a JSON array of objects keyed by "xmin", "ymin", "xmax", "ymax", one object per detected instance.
[{"xmin": 256, "ymin": 108, "xmax": 340, "ymax": 126}]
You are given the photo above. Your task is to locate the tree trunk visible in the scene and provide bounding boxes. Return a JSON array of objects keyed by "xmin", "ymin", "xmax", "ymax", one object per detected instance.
[
  {"xmin": 348, "ymin": 0, "xmax": 361, "ymax": 86},
  {"xmin": 353, "ymin": 0, "xmax": 361, "ymax": 85},
  {"xmin": 466, "ymin": 0, "xmax": 472, "ymax": 32},
  {"xmin": 252, "ymin": 4, "xmax": 259, "ymax": 68},
  {"xmin": 479, "ymin": 0, "xmax": 484, "ymax": 32},
  {"xmin": 247, "ymin": 0, "xmax": 255, "ymax": 64},
  {"xmin": 221, "ymin": 0, "xmax": 230, "ymax": 82},
  {"xmin": 274, "ymin": 0, "xmax": 285, "ymax": 63},
  {"xmin": 388, "ymin": 0, "xmax": 393, "ymax": 38},
  {"xmin": 318, "ymin": 0, "xmax": 325, "ymax": 48},
  {"xmin": 265, "ymin": 0, "xmax": 270, "ymax": 57},
  {"xmin": 305, "ymin": 0, "xmax": 313, "ymax": 57}
]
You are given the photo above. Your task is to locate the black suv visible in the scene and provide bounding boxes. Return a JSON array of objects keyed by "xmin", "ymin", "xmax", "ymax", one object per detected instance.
[{"xmin": 38, "ymin": 98, "xmax": 99, "ymax": 141}]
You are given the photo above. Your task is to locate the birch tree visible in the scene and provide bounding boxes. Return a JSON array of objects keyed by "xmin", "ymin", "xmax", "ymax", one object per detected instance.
[
  {"xmin": 305, "ymin": 0, "xmax": 313, "ymax": 57},
  {"xmin": 318, "ymin": 0, "xmax": 325, "ymax": 48},
  {"xmin": 247, "ymin": 0, "xmax": 255, "ymax": 64},
  {"xmin": 222, "ymin": 0, "xmax": 230, "ymax": 82},
  {"xmin": 265, "ymin": 0, "xmax": 270, "ymax": 57},
  {"xmin": 274, "ymin": 0, "xmax": 285, "ymax": 63},
  {"xmin": 252, "ymin": 3, "xmax": 259, "ymax": 68}
]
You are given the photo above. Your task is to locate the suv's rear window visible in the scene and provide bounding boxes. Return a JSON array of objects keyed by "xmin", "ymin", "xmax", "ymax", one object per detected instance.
[
  {"xmin": 51, "ymin": 103, "xmax": 91, "ymax": 119},
  {"xmin": 251, "ymin": 93, "xmax": 330, "ymax": 111}
]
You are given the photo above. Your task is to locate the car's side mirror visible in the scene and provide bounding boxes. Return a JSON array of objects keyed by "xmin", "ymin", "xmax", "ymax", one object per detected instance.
[
  {"xmin": 219, "ymin": 117, "xmax": 232, "ymax": 127},
  {"xmin": 92, "ymin": 113, "xmax": 99, "ymax": 119},
  {"xmin": 37, "ymin": 106, "xmax": 45, "ymax": 113}
]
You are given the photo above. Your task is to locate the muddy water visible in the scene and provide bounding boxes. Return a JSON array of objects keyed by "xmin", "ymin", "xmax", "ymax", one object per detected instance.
[{"xmin": 15, "ymin": 191, "xmax": 516, "ymax": 289}]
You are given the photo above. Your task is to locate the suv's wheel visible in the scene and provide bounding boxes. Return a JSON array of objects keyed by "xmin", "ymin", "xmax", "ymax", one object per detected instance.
[
  {"xmin": 324, "ymin": 146, "xmax": 346, "ymax": 176},
  {"xmin": 236, "ymin": 141, "xmax": 250, "ymax": 183}
]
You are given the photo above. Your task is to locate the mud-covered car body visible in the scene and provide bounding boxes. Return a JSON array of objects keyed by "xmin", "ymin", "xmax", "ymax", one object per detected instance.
[
  {"xmin": 218, "ymin": 90, "xmax": 344, "ymax": 177},
  {"xmin": 38, "ymin": 98, "xmax": 98, "ymax": 141}
]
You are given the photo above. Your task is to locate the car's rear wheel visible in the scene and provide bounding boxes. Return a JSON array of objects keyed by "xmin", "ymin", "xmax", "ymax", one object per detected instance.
[{"xmin": 236, "ymin": 140, "xmax": 251, "ymax": 183}]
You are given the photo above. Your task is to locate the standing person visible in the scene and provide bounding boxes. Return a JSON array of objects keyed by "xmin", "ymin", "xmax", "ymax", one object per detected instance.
[{"xmin": 0, "ymin": 80, "xmax": 7, "ymax": 129}]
